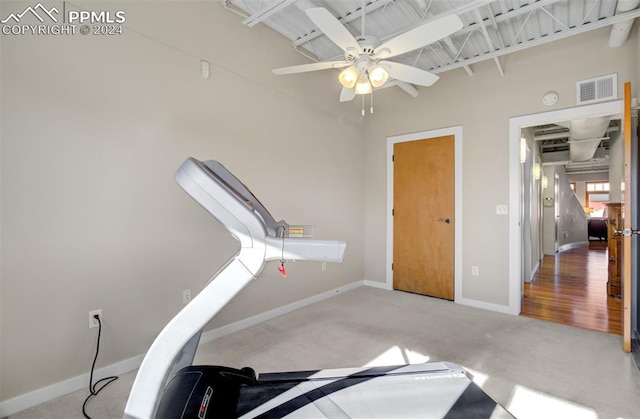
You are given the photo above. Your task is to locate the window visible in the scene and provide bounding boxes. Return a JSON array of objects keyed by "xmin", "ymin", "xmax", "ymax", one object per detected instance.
[
  {"xmin": 585, "ymin": 182, "xmax": 609, "ymax": 218},
  {"xmin": 586, "ymin": 182, "xmax": 609, "ymax": 192}
]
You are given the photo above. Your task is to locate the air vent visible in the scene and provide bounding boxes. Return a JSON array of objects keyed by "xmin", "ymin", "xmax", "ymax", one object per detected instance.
[{"xmin": 576, "ymin": 74, "xmax": 617, "ymax": 105}]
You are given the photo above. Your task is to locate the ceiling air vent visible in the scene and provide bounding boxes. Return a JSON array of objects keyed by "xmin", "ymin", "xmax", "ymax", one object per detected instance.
[{"xmin": 576, "ymin": 73, "xmax": 617, "ymax": 105}]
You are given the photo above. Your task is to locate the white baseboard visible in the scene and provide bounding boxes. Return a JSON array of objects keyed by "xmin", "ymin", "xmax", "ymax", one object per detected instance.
[
  {"xmin": 363, "ymin": 280, "xmax": 392, "ymax": 290},
  {"xmin": 0, "ymin": 280, "xmax": 365, "ymax": 417},
  {"xmin": 366, "ymin": 280, "xmax": 512, "ymax": 315},
  {"xmin": 526, "ymin": 261, "xmax": 540, "ymax": 283},
  {"xmin": 200, "ymin": 280, "xmax": 365, "ymax": 344},
  {"xmin": 558, "ymin": 241, "xmax": 589, "ymax": 252},
  {"xmin": 455, "ymin": 297, "xmax": 513, "ymax": 315},
  {"xmin": 0, "ymin": 354, "xmax": 144, "ymax": 417}
]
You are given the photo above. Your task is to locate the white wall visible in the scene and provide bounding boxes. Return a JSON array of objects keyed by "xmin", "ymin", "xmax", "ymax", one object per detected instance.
[
  {"xmin": 363, "ymin": 26, "xmax": 637, "ymax": 307},
  {"xmin": 520, "ymin": 127, "xmax": 538, "ymax": 283},
  {"xmin": 542, "ymin": 166, "xmax": 558, "ymax": 255},
  {"xmin": 609, "ymin": 129, "xmax": 625, "ymax": 203},
  {"xmin": 0, "ymin": 1, "xmax": 365, "ymax": 401},
  {"xmin": 522, "ymin": 128, "xmax": 543, "ymax": 282},
  {"xmin": 556, "ymin": 166, "xmax": 589, "ymax": 247}
]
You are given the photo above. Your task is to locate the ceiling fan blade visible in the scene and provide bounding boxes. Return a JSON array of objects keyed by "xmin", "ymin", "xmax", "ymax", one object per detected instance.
[
  {"xmin": 339, "ymin": 86, "xmax": 356, "ymax": 102},
  {"xmin": 305, "ymin": 7, "xmax": 361, "ymax": 54},
  {"xmin": 383, "ymin": 61, "xmax": 439, "ymax": 87},
  {"xmin": 273, "ymin": 60, "xmax": 349, "ymax": 75},
  {"xmin": 374, "ymin": 14, "xmax": 463, "ymax": 59},
  {"xmin": 396, "ymin": 81, "xmax": 419, "ymax": 97}
]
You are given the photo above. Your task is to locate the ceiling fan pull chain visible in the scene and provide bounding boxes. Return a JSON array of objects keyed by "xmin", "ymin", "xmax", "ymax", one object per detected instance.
[
  {"xmin": 361, "ymin": 94, "xmax": 365, "ymax": 117},
  {"xmin": 370, "ymin": 89, "xmax": 374, "ymax": 114}
]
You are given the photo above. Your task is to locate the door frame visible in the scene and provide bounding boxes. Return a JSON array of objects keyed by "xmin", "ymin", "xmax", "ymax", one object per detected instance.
[
  {"xmin": 508, "ymin": 100, "xmax": 624, "ymax": 315},
  {"xmin": 386, "ymin": 126, "xmax": 463, "ymax": 303}
]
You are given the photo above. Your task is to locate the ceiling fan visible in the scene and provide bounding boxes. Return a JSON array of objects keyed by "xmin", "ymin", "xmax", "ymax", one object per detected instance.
[{"xmin": 272, "ymin": 6, "xmax": 464, "ymax": 105}]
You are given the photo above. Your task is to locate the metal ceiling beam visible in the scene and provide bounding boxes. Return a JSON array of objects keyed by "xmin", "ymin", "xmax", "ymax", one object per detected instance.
[
  {"xmin": 242, "ymin": 0, "xmax": 298, "ymax": 27},
  {"xmin": 542, "ymin": 148, "xmax": 609, "ymax": 164},
  {"xmin": 485, "ymin": 4, "xmax": 505, "ymax": 49},
  {"xmin": 376, "ymin": 0, "xmax": 496, "ymax": 47},
  {"xmin": 428, "ymin": 7, "xmax": 640, "ymax": 74},
  {"xmin": 472, "ymin": 9, "xmax": 504, "ymax": 76},
  {"xmin": 564, "ymin": 169, "xmax": 609, "ymax": 174},
  {"xmin": 459, "ymin": 0, "xmax": 563, "ymax": 45},
  {"xmin": 442, "ymin": 37, "xmax": 473, "ymax": 76},
  {"xmin": 325, "ymin": 0, "xmax": 561, "ymax": 66},
  {"xmin": 293, "ymin": 0, "xmax": 394, "ymax": 47},
  {"xmin": 322, "ymin": 0, "xmax": 496, "ymax": 63}
]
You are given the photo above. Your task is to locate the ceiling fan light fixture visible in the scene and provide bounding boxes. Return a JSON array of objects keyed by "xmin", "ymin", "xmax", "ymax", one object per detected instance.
[
  {"xmin": 338, "ymin": 66, "xmax": 358, "ymax": 89},
  {"xmin": 368, "ymin": 65, "xmax": 389, "ymax": 88},
  {"xmin": 355, "ymin": 74, "xmax": 372, "ymax": 95}
]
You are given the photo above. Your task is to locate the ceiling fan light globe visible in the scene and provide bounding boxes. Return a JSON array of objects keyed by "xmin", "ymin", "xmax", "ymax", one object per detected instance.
[
  {"xmin": 368, "ymin": 66, "xmax": 389, "ymax": 88},
  {"xmin": 355, "ymin": 75, "xmax": 372, "ymax": 95},
  {"xmin": 338, "ymin": 66, "xmax": 358, "ymax": 88}
]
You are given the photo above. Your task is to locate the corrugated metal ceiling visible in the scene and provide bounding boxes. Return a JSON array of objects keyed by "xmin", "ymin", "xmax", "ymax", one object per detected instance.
[
  {"xmin": 223, "ymin": 0, "xmax": 639, "ymax": 78},
  {"xmin": 221, "ymin": 0, "xmax": 639, "ymax": 172}
]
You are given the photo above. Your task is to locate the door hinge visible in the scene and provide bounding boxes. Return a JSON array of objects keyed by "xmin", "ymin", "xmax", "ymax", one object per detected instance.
[
  {"xmin": 392, "ymin": 155, "xmax": 394, "ymax": 162},
  {"xmin": 392, "ymin": 209, "xmax": 394, "ymax": 216},
  {"xmin": 392, "ymin": 263, "xmax": 394, "ymax": 271}
]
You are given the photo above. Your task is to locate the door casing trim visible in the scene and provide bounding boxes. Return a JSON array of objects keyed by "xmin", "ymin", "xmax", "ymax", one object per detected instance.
[{"xmin": 386, "ymin": 126, "xmax": 463, "ymax": 303}]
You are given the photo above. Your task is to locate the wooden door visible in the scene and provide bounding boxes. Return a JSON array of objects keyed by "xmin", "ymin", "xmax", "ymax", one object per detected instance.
[
  {"xmin": 393, "ymin": 136, "xmax": 455, "ymax": 300},
  {"xmin": 622, "ymin": 82, "xmax": 635, "ymax": 352}
]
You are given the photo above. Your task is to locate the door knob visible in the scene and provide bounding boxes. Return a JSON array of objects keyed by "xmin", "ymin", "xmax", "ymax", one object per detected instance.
[
  {"xmin": 438, "ymin": 218, "xmax": 451, "ymax": 224},
  {"xmin": 614, "ymin": 228, "xmax": 640, "ymax": 236}
]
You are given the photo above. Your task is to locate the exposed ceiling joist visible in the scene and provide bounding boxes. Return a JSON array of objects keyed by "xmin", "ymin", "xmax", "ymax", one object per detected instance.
[
  {"xmin": 242, "ymin": 0, "xmax": 298, "ymax": 27},
  {"xmin": 430, "ymin": 7, "xmax": 640, "ymax": 75}
]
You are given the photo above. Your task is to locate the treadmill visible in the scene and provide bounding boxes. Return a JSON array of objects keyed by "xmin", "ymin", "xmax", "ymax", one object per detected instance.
[{"xmin": 124, "ymin": 158, "xmax": 512, "ymax": 419}]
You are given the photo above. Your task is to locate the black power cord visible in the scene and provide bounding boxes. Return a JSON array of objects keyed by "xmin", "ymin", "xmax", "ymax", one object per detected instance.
[{"xmin": 82, "ymin": 315, "xmax": 119, "ymax": 419}]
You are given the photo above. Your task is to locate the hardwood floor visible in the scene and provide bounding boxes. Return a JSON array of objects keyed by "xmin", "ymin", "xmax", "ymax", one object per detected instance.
[{"xmin": 521, "ymin": 241, "xmax": 623, "ymax": 335}]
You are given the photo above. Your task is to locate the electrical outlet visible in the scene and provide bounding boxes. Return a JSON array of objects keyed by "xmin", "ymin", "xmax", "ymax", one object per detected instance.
[
  {"xmin": 321, "ymin": 262, "xmax": 327, "ymax": 272},
  {"xmin": 200, "ymin": 60, "xmax": 210, "ymax": 78},
  {"xmin": 89, "ymin": 309, "xmax": 102, "ymax": 329},
  {"xmin": 183, "ymin": 289, "xmax": 192, "ymax": 305},
  {"xmin": 471, "ymin": 266, "xmax": 479, "ymax": 276}
]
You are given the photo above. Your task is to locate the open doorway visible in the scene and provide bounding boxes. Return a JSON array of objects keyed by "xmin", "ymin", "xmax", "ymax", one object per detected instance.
[
  {"xmin": 519, "ymin": 118, "xmax": 623, "ymax": 335},
  {"xmin": 507, "ymin": 100, "xmax": 624, "ymax": 317}
]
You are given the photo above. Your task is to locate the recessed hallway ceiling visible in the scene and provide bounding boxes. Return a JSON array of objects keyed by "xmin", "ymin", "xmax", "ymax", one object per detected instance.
[
  {"xmin": 534, "ymin": 118, "xmax": 620, "ymax": 175},
  {"xmin": 222, "ymin": 0, "xmax": 640, "ymax": 94}
]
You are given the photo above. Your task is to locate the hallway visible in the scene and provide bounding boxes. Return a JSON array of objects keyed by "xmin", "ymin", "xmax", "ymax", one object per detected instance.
[{"xmin": 521, "ymin": 241, "xmax": 622, "ymax": 335}]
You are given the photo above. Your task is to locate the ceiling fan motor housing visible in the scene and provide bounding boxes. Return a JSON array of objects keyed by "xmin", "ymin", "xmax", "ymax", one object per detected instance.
[{"xmin": 355, "ymin": 35, "xmax": 381, "ymax": 55}]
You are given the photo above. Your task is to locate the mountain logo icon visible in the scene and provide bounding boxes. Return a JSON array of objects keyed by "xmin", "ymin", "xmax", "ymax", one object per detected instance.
[{"xmin": 1, "ymin": 3, "xmax": 59, "ymax": 24}]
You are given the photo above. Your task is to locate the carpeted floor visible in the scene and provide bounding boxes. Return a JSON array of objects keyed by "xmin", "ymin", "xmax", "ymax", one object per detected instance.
[{"xmin": 8, "ymin": 286, "xmax": 640, "ymax": 418}]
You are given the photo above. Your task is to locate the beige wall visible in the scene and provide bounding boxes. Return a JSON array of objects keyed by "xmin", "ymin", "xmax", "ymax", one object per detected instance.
[
  {"xmin": 0, "ymin": 2, "xmax": 364, "ymax": 400},
  {"xmin": 363, "ymin": 27, "xmax": 638, "ymax": 307}
]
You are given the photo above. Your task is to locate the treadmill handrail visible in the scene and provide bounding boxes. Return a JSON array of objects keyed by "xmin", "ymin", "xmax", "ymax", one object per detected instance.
[{"xmin": 123, "ymin": 158, "xmax": 346, "ymax": 419}]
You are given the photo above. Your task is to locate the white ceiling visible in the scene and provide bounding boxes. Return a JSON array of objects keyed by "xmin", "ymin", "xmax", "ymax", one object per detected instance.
[
  {"xmin": 221, "ymin": 0, "xmax": 638, "ymax": 174},
  {"xmin": 222, "ymin": 0, "xmax": 640, "ymax": 81}
]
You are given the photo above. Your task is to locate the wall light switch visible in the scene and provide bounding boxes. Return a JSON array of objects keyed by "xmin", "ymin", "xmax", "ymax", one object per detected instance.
[{"xmin": 496, "ymin": 205, "xmax": 508, "ymax": 215}]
